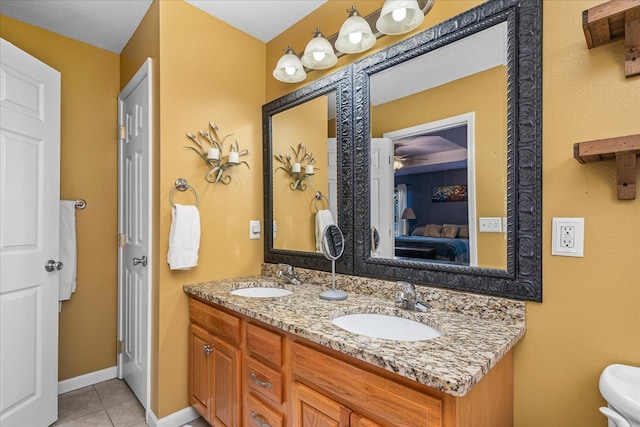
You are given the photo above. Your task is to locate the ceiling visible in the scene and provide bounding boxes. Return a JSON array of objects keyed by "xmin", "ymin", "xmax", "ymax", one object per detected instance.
[{"xmin": 0, "ymin": 0, "xmax": 327, "ymax": 53}]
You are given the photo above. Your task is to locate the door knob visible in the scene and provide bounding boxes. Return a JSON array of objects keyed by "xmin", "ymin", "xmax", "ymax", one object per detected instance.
[
  {"xmin": 44, "ymin": 260, "xmax": 64, "ymax": 272},
  {"xmin": 132, "ymin": 255, "xmax": 147, "ymax": 267}
]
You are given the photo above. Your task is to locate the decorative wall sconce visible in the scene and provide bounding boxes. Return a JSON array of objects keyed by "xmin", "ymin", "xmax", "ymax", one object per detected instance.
[
  {"xmin": 274, "ymin": 143, "xmax": 318, "ymax": 191},
  {"xmin": 185, "ymin": 121, "xmax": 250, "ymax": 185},
  {"xmin": 273, "ymin": 0, "xmax": 435, "ymax": 83}
]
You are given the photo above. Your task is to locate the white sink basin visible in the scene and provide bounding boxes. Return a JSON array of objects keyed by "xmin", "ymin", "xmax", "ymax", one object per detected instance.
[
  {"xmin": 229, "ymin": 287, "xmax": 292, "ymax": 298},
  {"xmin": 331, "ymin": 313, "xmax": 441, "ymax": 341}
]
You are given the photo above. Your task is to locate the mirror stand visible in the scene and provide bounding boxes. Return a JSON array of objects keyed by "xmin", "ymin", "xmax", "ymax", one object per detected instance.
[{"xmin": 319, "ymin": 225, "xmax": 348, "ymax": 301}]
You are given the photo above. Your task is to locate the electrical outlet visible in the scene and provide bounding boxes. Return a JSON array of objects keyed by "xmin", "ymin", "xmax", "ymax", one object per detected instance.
[
  {"xmin": 552, "ymin": 217, "xmax": 584, "ymax": 257},
  {"xmin": 560, "ymin": 225, "xmax": 575, "ymax": 248},
  {"xmin": 479, "ymin": 217, "xmax": 502, "ymax": 232}
]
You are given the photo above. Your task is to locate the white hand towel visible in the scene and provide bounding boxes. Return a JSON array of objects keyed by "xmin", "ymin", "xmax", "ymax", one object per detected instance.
[
  {"xmin": 59, "ymin": 200, "xmax": 77, "ymax": 312},
  {"xmin": 167, "ymin": 204, "xmax": 200, "ymax": 270},
  {"xmin": 315, "ymin": 209, "xmax": 335, "ymax": 252}
]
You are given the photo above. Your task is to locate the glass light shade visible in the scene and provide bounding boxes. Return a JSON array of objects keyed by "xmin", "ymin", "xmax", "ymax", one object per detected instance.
[
  {"xmin": 335, "ymin": 7, "xmax": 376, "ymax": 54},
  {"xmin": 273, "ymin": 46, "xmax": 307, "ymax": 83},
  {"xmin": 376, "ymin": 0, "xmax": 424, "ymax": 35},
  {"xmin": 301, "ymin": 29, "xmax": 338, "ymax": 70}
]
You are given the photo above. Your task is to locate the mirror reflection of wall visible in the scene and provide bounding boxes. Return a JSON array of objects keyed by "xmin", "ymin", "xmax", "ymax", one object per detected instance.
[
  {"xmin": 369, "ymin": 22, "xmax": 508, "ymax": 269},
  {"xmin": 272, "ymin": 92, "xmax": 335, "ymax": 252}
]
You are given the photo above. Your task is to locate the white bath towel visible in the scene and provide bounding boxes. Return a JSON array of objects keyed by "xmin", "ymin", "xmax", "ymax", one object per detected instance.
[
  {"xmin": 59, "ymin": 200, "xmax": 77, "ymax": 312},
  {"xmin": 315, "ymin": 209, "xmax": 335, "ymax": 252},
  {"xmin": 167, "ymin": 204, "xmax": 200, "ymax": 270}
]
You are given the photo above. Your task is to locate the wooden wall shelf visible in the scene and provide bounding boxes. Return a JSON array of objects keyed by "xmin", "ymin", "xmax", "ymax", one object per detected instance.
[
  {"xmin": 582, "ymin": 0, "xmax": 640, "ymax": 77},
  {"xmin": 574, "ymin": 134, "xmax": 640, "ymax": 200}
]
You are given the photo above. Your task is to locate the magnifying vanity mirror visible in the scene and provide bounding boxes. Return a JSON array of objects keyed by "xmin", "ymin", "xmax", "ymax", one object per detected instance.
[
  {"xmin": 353, "ymin": 0, "xmax": 542, "ymax": 301},
  {"xmin": 263, "ymin": 66, "xmax": 354, "ymax": 273},
  {"xmin": 320, "ymin": 225, "xmax": 348, "ymax": 301},
  {"xmin": 263, "ymin": 0, "xmax": 542, "ymax": 302}
]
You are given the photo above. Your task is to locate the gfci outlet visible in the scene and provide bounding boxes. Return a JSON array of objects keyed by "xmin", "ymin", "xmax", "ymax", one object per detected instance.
[{"xmin": 552, "ymin": 217, "xmax": 584, "ymax": 257}]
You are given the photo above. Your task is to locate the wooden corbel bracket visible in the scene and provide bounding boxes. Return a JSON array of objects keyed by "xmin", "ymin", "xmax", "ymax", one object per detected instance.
[
  {"xmin": 583, "ymin": 0, "xmax": 640, "ymax": 77},
  {"xmin": 574, "ymin": 134, "xmax": 640, "ymax": 200}
]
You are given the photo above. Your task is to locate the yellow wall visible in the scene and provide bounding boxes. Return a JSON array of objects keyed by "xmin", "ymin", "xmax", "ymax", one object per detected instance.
[
  {"xmin": 516, "ymin": 1, "xmax": 640, "ymax": 425},
  {"xmin": 0, "ymin": 16, "xmax": 120, "ymax": 381},
  {"xmin": 371, "ymin": 66, "xmax": 508, "ymax": 268},
  {"xmin": 268, "ymin": 1, "xmax": 640, "ymax": 426},
  {"xmin": 272, "ymin": 95, "xmax": 329, "ymax": 252},
  {"xmin": 154, "ymin": 0, "xmax": 266, "ymax": 417}
]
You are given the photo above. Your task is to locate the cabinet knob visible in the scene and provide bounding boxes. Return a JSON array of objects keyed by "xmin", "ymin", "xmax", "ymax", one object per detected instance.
[
  {"xmin": 203, "ymin": 344, "xmax": 213, "ymax": 355},
  {"xmin": 250, "ymin": 411, "xmax": 271, "ymax": 427}
]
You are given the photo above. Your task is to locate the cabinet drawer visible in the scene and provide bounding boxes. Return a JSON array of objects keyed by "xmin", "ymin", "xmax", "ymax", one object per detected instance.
[
  {"xmin": 245, "ymin": 393, "xmax": 284, "ymax": 427},
  {"xmin": 190, "ymin": 298, "xmax": 240, "ymax": 346},
  {"xmin": 291, "ymin": 342, "xmax": 442, "ymax": 427},
  {"xmin": 246, "ymin": 322, "xmax": 283, "ymax": 366},
  {"xmin": 246, "ymin": 356, "xmax": 284, "ymax": 405}
]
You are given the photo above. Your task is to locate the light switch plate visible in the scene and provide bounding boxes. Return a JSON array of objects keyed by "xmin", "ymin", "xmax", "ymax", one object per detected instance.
[
  {"xmin": 552, "ymin": 217, "xmax": 584, "ymax": 257},
  {"xmin": 249, "ymin": 220, "xmax": 261, "ymax": 240}
]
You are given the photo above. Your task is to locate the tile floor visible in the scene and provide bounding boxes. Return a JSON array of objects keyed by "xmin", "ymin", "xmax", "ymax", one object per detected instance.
[{"xmin": 53, "ymin": 378, "xmax": 209, "ymax": 427}]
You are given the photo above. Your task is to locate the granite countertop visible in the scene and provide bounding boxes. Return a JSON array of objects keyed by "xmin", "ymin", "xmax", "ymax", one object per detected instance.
[{"xmin": 184, "ymin": 273, "xmax": 525, "ymax": 397}]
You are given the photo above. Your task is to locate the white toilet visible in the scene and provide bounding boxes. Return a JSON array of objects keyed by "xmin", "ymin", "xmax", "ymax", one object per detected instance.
[{"xmin": 599, "ymin": 364, "xmax": 640, "ymax": 427}]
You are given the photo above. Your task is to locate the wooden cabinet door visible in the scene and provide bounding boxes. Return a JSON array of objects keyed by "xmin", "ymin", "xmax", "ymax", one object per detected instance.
[
  {"xmin": 292, "ymin": 382, "xmax": 350, "ymax": 427},
  {"xmin": 189, "ymin": 323, "xmax": 212, "ymax": 421},
  {"xmin": 211, "ymin": 336, "xmax": 241, "ymax": 427}
]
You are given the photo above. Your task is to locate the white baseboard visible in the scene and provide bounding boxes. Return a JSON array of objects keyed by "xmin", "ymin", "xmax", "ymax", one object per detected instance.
[
  {"xmin": 58, "ymin": 366, "xmax": 117, "ymax": 394},
  {"xmin": 146, "ymin": 406, "xmax": 200, "ymax": 427}
]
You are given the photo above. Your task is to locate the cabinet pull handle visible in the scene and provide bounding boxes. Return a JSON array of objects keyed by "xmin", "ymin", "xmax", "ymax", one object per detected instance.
[
  {"xmin": 250, "ymin": 411, "xmax": 271, "ymax": 427},
  {"xmin": 249, "ymin": 371, "xmax": 272, "ymax": 388},
  {"xmin": 203, "ymin": 344, "xmax": 213, "ymax": 355}
]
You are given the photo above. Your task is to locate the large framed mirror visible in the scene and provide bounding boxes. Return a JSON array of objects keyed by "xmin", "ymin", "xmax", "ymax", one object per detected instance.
[
  {"xmin": 263, "ymin": 66, "xmax": 354, "ymax": 273},
  {"xmin": 353, "ymin": 0, "xmax": 542, "ymax": 301}
]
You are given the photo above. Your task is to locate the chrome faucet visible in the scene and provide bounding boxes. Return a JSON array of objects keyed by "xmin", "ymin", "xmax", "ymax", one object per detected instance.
[
  {"xmin": 276, "ymin": 263, "xmax": 303, "ymax": 286},
  {"xmin": 395, "ymin": 281, "xmax": 429, "ymax": 312}
]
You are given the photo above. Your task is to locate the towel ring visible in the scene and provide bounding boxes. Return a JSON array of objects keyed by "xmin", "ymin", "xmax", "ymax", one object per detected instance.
[
  {"xmin": 169, "ymin": 178, "xmax": 199, "ymax": 207},
  {"xmin": 314, "ymin": 191, "xmax": 329, "ymax": 212}
]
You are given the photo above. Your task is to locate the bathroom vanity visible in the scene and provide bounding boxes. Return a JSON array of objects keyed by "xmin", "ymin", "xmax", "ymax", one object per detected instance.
[{"xmin": 184, "ymin": 271, "xmax": 525, "ymax": 427}]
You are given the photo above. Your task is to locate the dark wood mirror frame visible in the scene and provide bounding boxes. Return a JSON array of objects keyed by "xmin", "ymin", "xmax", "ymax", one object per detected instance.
[
  {"xmin": 263, "ymin": 66, "xmax": 354, "ymax": 273},
  {"xmin": 352, "ymin": 0, "xmax": 542, "ymax": 301}
]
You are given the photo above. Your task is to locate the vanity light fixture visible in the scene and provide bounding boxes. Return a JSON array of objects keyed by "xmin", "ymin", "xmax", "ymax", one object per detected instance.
[
  {"xmin": 273, "ymin": 45, "xmax": 307, "ymax": 83},
  {"xmin": 376, "ymin": 0, "xmax": 424, "ymax": 35},
  {"xmin": 335, "ymin": 6, "xmax": 376, "ymax": 54},
  {"xmin": 301, "ymin": 28, "xmax": 338, "ymax": 70},
  {"xmin": 274, "ymin": 0, "xmax": 435, "ymax": 83}
]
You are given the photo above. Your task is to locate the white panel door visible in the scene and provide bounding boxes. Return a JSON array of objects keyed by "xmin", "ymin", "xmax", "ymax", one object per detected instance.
[
  {"xmin": 118, "ymin": 59, "xmax": 151, "ymax": 412},
  {"xmin": 0, "ymin": 38, "xmax": 61, "ymax": 427},
  {"xmin": 370, "ymin": 138, "xmax": 394, "ymax": 258}
]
